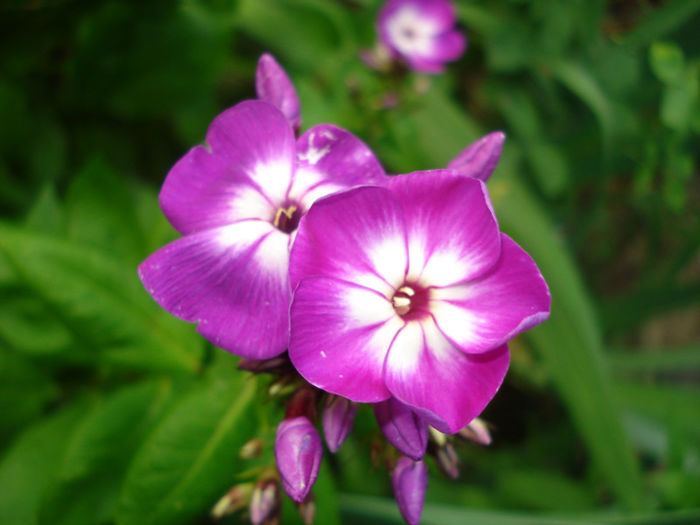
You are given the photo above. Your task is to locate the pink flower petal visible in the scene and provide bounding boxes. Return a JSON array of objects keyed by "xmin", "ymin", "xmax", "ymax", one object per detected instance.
[
  {"xmin": 384, "ymin": 318, "xmax": 510, "ymax": 433},
  {"xmin": 447, "ymin": 131, "xmax": 505, "ymax": 182},
  {"xmin": 256, "ymin": 53, "xmax": 301, "ymax": 132},
  {"xmin": 138, "ymin": 220, "xmax": 290, "ymax": 359},
  {"xmin": 290, "ymin": 124, "xmax": 386, "ymax": 210},
  {"xmin": 289, "ymin": 276, "xmax": 403, "ymax": 402},
  {"xmin": 289, "ymin": 186, "xmax": 408, "ymax": 297},
  {"xmin": 386, "ymin": 171, "xmax": 501, "ymax": 287},
  {"xmin": 431, "ymin": 234, "xmax": 551, "ymax": 354}
]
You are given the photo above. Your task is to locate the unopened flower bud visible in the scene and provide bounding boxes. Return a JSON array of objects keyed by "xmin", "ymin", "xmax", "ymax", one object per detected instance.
[
  {"xmin": 250, "ymin": 479, "xmax": 280, "ymax": 525},
  {"xmin": 374, "ymin": 398, "xmax": 428, "ymax": 460},
  {"xmin": 458, "ymin": 418, "xmax": 492, "ymax": 446},
  {"xmin": 274, "ymin": 417, "xmax": 322, "ymax": 502},
  {"xmin": 240, "ymin": 438, "xmax": 264, "ymax": 459},
  {"xmin": 435, "ymin": 441, "xmax": 459, "ymax": 479},
  {"xmin": 392, "ymin": 456, "xmax": 427, "ymax": 525},
  {"xmin": 322, "ymin": 395, "xmax": 357, "ymax": 453},
  {"xmin": 447, "ymin": 131, "xmax": 506, "ymax": 182},
  {"xmin": 298, "ymin": 493, "xmax": 316, "ymax": 525},
  {"xmin": 238, "ymin": 356, "xmax": 292, "ymax": 375},
  {"xmin": 210, "ymin": 483, "xmax": 253, "ymax": 519}
]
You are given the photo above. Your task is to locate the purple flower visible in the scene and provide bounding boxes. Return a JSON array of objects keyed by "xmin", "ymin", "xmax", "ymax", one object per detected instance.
[
  {"xmin": 138, "ymin": 100, "xmax": 385, "ymax": 359},
  {"xmin": 288, "ymin": 170, "xmax": 550, "ymax": 432},
  {"xmin": 322, "ymin": 395, "xmax": 358, "ymax": 453},
  {"xmin": 374, "ymin": 397, "xmax": 428, "ymax": 460},
  {"xmin": 256, "ymin": 53, "xmax": 301, "ymax": 133},
  {"xmin": 274, "ymin": 417, "xmax": 323, "ymax": 502},
  {"xmin": 378, "ymin": 0, "xmax": 466, "ymax": 74},
  {"xmin": 447, "ymin": 131, "xmax": 505, "ymax": 182},
  {"xmin": 392, "ymin": 456, "xmax": 427, "ymax": 525}
]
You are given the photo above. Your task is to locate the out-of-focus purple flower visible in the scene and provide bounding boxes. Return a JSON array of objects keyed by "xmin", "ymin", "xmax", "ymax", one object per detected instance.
[
  {"xmin": 392, "ymin": 457, "xmax": 427, "ymax": 525},
  {"xmin": 256, "ymin": 53, "xmax": 301, "ymax": 133},
  {"xmin": 322, "ymin": 395, "xmax": 358, "ymax": 453},
  {"xmin": 447, "ymin": 131, "xmax": 505, "ymax": 182},
  {"xmin": 378, "ymin": 0, "xmax": 466, "ymax": 74},
  {"xmin": 249, "ymin": 479, "xmax": 280, "ymax": 524},
  {"xmin": 138, "ymin": 100, "xmax": 385, "ymax": 360},
  {"xmin": 374, "ymin": 397, "xmax": 427, "ymax": 460},
  {"xmin": 288, "ymin": 170, "xmax": 550, "ymax": 433},
  {"xmin": 274, "ymin": 417, "xmax": 323, "ymax": 502}
]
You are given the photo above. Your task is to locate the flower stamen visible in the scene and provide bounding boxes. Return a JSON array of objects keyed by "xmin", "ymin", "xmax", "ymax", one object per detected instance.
[{"xmin": 274, "ymin": 205, "xmax": 300, "ymax": 233}]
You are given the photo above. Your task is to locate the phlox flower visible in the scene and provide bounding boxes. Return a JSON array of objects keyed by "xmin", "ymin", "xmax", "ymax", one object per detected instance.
[
  {"xmin": 139, "ymin": 65, "xmax": 384, "ymax": 359},
  {"xmin": 378, "ymin": 0, "xmax": 466, "ymax": 74},
  {"xmin": 288, "ymin": 170, "xmax": 550, "ymax": 433}
]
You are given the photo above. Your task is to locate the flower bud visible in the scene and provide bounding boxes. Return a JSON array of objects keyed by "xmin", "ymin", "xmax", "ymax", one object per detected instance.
[
  {"xmin": 392, "ymin": 457, "xmax": 427, "ymax": 525},
  {"xmin": 240, "ymin": 438, "xmax": 264, "ymax": 459},
  {"xmin": 298, "ymin": 493, "xmax": 316, "ymax": 525},
  {"xmin": 238, "ymin": 356, "xmax": 292, "ymax": 375},
  {"xmin": 274, "ymin": 417, "xmax": 322, "ymax": 502},
  {"xmin": 434, "ymin": 441, "xmax": 459, "ymax": 479},
  {"xmin": 210, "ymin": 483, "xmax": 252, "ymax": 519},
  {"xmin": 447, "ymin": 131, "xmax": 506, "ymax": 182},
  {"xmin": 458, "ymin": 418, "xmax": 492, "ymax": 446},
  {"xmin": 322, "ymin": 395, "xmax": 358, "ymax": 453},
  {"xmin": 249, "ymin": 479, "xmax": 280, "ymax": 525},
  {"xmin": 374, "ymin": 398, "xmax": 428, "ymax": 460}
]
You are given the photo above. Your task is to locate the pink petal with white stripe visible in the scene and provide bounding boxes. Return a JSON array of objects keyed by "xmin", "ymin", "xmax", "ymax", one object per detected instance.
[
  {"xmin": 384, "ymin": 318, "xmax": 510, "ymax": 433},
  {"xmin": 289, "ymin": 277, "xmax": 403, "ymax": 402},
  {"xmin": 386, "ymin": 171, "xmax": 500, "ymax": 287},
  {"xmin": 289, "ymin": 186, "xmax": 408, "ymax": 297},
  {"xmin": 431, "ymin": 234, "xmax": 551, "ymax": 354},
  {"xmin": 138, "ymin": 220, "xmax": 290, "ymax": 359}
]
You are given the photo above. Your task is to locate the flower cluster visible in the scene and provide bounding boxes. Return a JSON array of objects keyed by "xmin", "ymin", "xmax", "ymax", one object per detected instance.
[{"xmin": 139, "ymin": 10, "xmax": 549, "ymax": 523}]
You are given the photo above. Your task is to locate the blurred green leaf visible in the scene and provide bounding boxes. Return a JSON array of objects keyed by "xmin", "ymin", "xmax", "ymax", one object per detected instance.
[
  {"xmin": 496, "ymin": 469, "xmax": 597, "ymax": 511},
  {"xmin": 609, "ymin": 345, "xmax": 700, "ymax": 375},
  {"xmin": 40, "ymin": 380, "xmax": 177, "ymax": 525},
  {"xmin": 116, "ymin": 371, "xmax": 258, "ymax": 525},
  {"xmin": 650, "ymin": 42, "xmax": 685, "ymax": 84},
  {"xmin": 623, "ymin": 0, "xmax": 700, "ymax": 48},
  {"xmin": 24, "ymin": 184, "xmax": 64, "ymax": 235},
  {"xmin": 0, "ymin": 223, "xmax": 202, "ymax": 373},
  {"xmin": 0, "ymin": 401, "xmax": 87, "ymax": 525}
]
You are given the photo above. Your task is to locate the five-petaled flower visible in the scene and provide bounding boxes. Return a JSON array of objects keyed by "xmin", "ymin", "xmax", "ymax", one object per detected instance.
[
  {"xmin": 138, "ymin": 97, "xmax": 385, "ymax": 359},
  {"xmin": 378, "ymin": 0, "xmax": 466, "ymax": 74},
  {"xmin": 288, "ymin": 170, "xmax": 550, "ymax": 433}
]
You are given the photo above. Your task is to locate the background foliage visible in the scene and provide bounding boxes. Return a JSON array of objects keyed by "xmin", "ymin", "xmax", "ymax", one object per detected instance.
[{"xmin": 0, "ymin": 0, "xmax": 698, "ymax": 524}]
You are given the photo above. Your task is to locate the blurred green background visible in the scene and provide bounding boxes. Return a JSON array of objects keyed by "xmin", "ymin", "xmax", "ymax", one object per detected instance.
[{"xmin": 0, "ymin": 0, "xmax": 698, "ymax": 524}]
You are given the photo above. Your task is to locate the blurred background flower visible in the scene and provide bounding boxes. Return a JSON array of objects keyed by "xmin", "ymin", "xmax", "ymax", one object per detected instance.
[{"xmin": 0, "ymin": 1, "xmax": 698, "ymax": 524}]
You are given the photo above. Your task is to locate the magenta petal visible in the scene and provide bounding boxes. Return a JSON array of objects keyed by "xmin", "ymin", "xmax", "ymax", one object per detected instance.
[
  {"xmin": 138, "ymin": 220, "xmax": 290, "ymax": 359},
  {"xmin": 289, "ymin": 186, "xmax": 408, "ymax": 296},
  {"xmin": 386, "ymin": 171, "xmax": 500, "ymax": 287},
  {"xmin": 447, "ymin": 131, "xmax": 505, "ymax": 182},
  {"xmin": 429, "ymin": 29, "xmax": 467, "ymax": 62},
  {"xmin": 289, "ymin": 276, "xmax": 401, "ymax": 402},
  {"xmin": 256, "ymin": 54, "xmax": 301, "ymax": 132},
  {"xmin": 374, "ymin": 397, "xmax": 428, "ymax": 460},
  {"xmin": 159, "ymin": 145, "xmax": 275, "ymax": 235},
  {"xmin": 275, "ymin": 417, "xmax": 322, "ymax": 502},
  {"xmin": 322, "ymin": 395, "xmax": 358, "ymax": 453},
  {"xmin": 392, "ymin": 457, "xmax": 427, "ymax": 525},
  {"xmin": 432, "ymin": 234, "xmax": 551, "ymax": 354},
  {"xmin": 384, "ymin": 319, "xmax": 510, "ymax": 433},
  {"xmin": 290, "ymin": 125, "xmax": 386, "ymax": 209}
]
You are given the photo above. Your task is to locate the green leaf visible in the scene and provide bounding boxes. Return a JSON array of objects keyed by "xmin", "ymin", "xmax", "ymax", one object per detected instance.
[
  {"xmin": 650, "ymin": 42, "xmax": 686, "ymax": 84},
  {"xmin": 623, "ymin": 0, "xmax": 700, "ymax": 48},
  {"xmin": 24, "ymin": 184, "xmax": 64, "ymax": 235},
  {"xmin": 491, "ymin": 178, "xmax": 645, "ymax": 510},
  {"xmin": 116, "ymin": 371, "xmax": 258, "ymax": 525},
  {"xmin": 0, "ymin": 223, "xmax": 202, "ymax": 373},
  {"xmin": 609, "ymin": 345, "xmax": 700, "ymax": 375},
  {"xmin": 0, "ymin": 402, "xmax": 87, "ymax": 525},
  {"xmin": 40, "ymin": 380, "xmax": 177, "ymax": 525}
]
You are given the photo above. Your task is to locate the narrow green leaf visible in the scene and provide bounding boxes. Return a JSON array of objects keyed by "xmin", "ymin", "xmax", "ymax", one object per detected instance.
[
  {"xmin": 0, "ymin": 402, "xmax": 87, "ymax": 525},
  {"xmin": 117, "ymin": 372, "xmax": 258, "ymax": 525},
  {"xmin": 608, "ymin": 345, "xmax": 700, "ymax": 375},
  {"xmin": 623, "ymin": 0, "xmax": 700, "ymax": 48},
  {"xmin": 0, "ymin": 223, "xmax": 202, "ymax": 373},
  {"xmin": 40, "ymin": 380, "xmax": 177, "ymax": 525}
]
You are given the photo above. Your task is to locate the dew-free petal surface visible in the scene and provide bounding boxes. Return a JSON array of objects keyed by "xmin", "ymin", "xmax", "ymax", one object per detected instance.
[
  {"xmin": 431, "ymin": 234, "xmax": 551, "ymax": 354},
  {"xmin": 384, "ymin": 319, "xmax": 510, "ymax": 433},
  {"xmin": 256, "ymin": 53, "xmax": 301, "ymax": 132},
  {"xmin": 386, "ymin": 171, "xmax": 501, "ymax": 287},
  {"xmin": 138, "ymin": 220, "xmax": 290, "ymax": 359},
  {"xmin": 447, "ymin": 131, "xmax": 505, "ymax": 182},
  {"xmin": 289, "ymin": 276, "xmax": 403, "ymax": 402}
]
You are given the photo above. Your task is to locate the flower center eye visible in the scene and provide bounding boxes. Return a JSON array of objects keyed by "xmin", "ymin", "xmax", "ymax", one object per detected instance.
[
  {"xmin": 392, "ymin": 284, "xmax": 430, "ymax": 320},
  {"xmin": 273, "ymin": 205, "xmax": 301, "ymax": 234}
]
